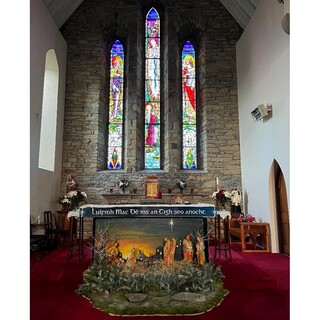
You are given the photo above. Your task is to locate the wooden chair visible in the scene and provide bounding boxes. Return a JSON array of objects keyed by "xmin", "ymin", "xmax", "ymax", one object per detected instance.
[
  {"xmin": 43, "ymin": 211, "xmax": 68, "ymax": 248},
  {"xmin": 43, "ymin": 211, "xmax": 54, "ymax": 238},
  {"xmin": 213, "ymin": 215, "xmax": 232, "ymax": 261},
  {"xmin": 229, "ymin": 216, "xmax": 241, "ymax": 243},
  {"xmin": 30, "ymin": 221, "xmax": 48, "ymax": 260}
]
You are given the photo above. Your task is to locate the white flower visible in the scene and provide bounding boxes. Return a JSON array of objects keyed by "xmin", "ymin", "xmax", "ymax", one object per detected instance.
[
  {"xmin": 224, "ymin": 191, "xmax": 231, "ymax": 198},
  {"xmin": 57, "ymin": 189, "xmax": 87, "ymax": 207},
  {"xmin": 212, "ymin": 191, "xmax": 218, "ymax": 198},
  {"xmin": 119, "ymin": 179, "xmax": 129, "ymax": 188},
  {"xmin": 67, "ymin": 191, "xmax": 77, "ymax": 197}
]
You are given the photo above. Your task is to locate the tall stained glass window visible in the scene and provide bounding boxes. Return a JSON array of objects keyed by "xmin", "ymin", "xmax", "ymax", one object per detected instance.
[
  {"xmin": 145, "ymin": 8, "xmax": 161, "ymax": 169},
  {"xmin": 107, "ymin": 40, "xmax": 124, "ymax": 169},
  {"xmin": 182, "ymin": 41, "xmax": 197, "ymax": 169}
]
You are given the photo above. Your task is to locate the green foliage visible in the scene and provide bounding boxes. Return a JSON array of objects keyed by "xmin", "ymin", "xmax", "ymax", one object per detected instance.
[{"xmin": 76, "ymin": 260, "xmax": 224, "ymax": 298}]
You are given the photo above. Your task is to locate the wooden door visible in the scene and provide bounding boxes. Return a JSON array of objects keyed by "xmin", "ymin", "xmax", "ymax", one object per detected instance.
[{"xmin": 275, "ymin": 169, "xmax": 290, "ymax": 256}]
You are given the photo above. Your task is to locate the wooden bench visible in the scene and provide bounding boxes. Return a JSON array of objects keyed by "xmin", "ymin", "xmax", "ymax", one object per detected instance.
[
  {"xmin": 229, "ymin": 218, "xmax": 241, "ymax": 240},
  {"xmin": 228, "ymin": 218, "xmax": 270, "ymax": 252}
]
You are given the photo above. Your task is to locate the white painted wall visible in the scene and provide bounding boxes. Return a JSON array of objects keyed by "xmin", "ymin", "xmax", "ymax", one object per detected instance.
[
  {"xmin": 30, "ymin": 0, "xmax": 67, "ymax": 224},
  {"xmin": 236, "ymin": 0, "xmax": 289, "ymax": 252}
]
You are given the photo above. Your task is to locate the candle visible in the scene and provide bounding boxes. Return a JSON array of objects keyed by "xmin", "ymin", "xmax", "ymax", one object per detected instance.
[{"xmin": 216, "ymin": 177, "xmax": 219, "ymax": 191}]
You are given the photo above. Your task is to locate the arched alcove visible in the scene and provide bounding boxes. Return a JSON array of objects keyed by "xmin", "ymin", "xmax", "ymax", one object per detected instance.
[
  {"xmin": 269, "ymin": 159, "xmax": 290, "ymax": 255},
  {"xmin": 38, "ymin": 49, "xmax": 59, "ymax": 171}
]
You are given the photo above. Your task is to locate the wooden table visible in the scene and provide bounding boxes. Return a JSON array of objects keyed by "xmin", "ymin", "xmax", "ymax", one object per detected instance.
[
  {"xmin": 31, "ymin": 223, "xmax": 48, "ymax": 229},
  {"xmin": 239, "ymin": 222, "xmax": 270, "ymax": 252}
]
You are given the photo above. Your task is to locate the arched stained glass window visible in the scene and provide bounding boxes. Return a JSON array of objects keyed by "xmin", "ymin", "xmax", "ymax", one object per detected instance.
[
  {"xmin": 107, "ymin": 40, "xmax": 124, "ymax": 169},
  {"xmin": 145, "ymin": 8, "xmax": 161, "ymax": 169},
  {"xmin": 182, "ymin": 41, "xmax": 197, "ymax": 169}
]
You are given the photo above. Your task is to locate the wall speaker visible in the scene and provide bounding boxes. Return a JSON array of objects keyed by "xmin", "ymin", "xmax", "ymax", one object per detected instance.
[{"xmin": 251, "ymin": 104, "xmax": 272, "ymax": 122}]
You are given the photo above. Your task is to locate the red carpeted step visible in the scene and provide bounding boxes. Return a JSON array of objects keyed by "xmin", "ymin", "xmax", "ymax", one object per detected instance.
[
  {"xmin": 220, "ymin": 262, "xmax": 278, "ymax": 290},
  {"xmin": 209, "ymin": 244, "xmax": 282, "ymax": 290},
  {"xmin": 31, "ymin": 243, "xmax": 289, "ymax": 320}
]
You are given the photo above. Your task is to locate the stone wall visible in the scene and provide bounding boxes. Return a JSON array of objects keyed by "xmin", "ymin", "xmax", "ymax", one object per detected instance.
[{"xmin": 60, "ymin": 0, "xmax": 243, "ymax": 216}]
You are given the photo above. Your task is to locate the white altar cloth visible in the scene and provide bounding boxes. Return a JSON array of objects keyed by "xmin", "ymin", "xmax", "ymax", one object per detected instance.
[
  {"xmin": 67, "ymin": 209, "xmax": 80, "ymax": 219},
  {"xmin": 217, "ymin": 210, "xmax": 231, "ymax": 219}
]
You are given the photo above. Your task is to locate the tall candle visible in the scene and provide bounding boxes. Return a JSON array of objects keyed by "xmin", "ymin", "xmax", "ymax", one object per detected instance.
[{"xmin": 216, "ymin": 177, "xmax": 219, "ymax": 191}]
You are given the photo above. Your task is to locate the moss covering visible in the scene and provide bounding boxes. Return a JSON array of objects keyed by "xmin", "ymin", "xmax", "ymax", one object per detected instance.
[
  {"xmin": 83, "ymin": 285, "xmax": 228, "ymax": 315},
  {"xmin": 76, "ymin": 260, "xmax": 228, "ymax": 315}
]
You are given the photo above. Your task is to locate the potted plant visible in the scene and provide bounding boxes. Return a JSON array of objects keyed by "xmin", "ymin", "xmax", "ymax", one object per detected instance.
[{"xmin": 57, "ymin": 190, "xmax": 87, "ymax": 210}]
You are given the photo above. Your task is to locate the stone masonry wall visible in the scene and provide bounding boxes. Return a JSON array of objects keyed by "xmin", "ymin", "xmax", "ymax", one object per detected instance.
[{"xmin": 60, "ymin": 0, "xmax": 243, "ymax": 237}]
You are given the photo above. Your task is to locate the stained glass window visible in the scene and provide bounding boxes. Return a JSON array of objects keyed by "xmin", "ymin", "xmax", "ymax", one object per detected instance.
[
  {"xmin": 145, "ymin": 8, "xmax": 161, "ymax": 169},
  {"xmin": 182, "ymin": 41, "xmax": 197, "ymax": 169},
  {"xmin": 107, "ymin": 40, "xmax": 124, "ymax": 169}
]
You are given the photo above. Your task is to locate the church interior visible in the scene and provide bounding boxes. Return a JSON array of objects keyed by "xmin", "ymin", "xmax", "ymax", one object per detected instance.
[{"xmin": 27, "ymin": 0, "xmax": 292, "ymax": 319}]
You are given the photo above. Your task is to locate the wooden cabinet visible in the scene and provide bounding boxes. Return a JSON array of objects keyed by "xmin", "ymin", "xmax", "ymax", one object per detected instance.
[{"xmin": 240, "ymin": 222, "xmax": 270, "ymax": 252}]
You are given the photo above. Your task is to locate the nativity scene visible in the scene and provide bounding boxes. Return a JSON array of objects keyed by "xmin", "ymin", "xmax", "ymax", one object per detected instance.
[{"xmin": 77, "ymin": 219, "xmax": 227, "ymax": 315}]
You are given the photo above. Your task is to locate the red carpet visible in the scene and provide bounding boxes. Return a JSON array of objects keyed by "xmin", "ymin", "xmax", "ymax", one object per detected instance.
[{"xmin": 30, "ymin": 244, "xmax": 289, "ymax": 320}]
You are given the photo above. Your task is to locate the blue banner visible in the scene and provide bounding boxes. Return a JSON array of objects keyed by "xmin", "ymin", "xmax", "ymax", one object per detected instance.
[{"xmin": 79, "ymin": 204, "xmax": 216, "ymax": 218}]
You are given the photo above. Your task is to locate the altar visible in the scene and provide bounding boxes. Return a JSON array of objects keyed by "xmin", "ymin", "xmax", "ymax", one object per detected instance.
[
  {"xmin": 73, "ymin": 203, "xmax": 216, "ymax": 263},
  {"xmin": 70, "ymin": 203, "xmax": 229, "ymax": 316}
]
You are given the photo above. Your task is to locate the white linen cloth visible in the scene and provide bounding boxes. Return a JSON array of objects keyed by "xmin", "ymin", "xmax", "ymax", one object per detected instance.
[
  {"xmin": 217, "ymin": 210, "xmax": 231, "ymax": 219},
  {"xmin": 67, "ymin": 209, "xmax": 80, "ymax": 219}
]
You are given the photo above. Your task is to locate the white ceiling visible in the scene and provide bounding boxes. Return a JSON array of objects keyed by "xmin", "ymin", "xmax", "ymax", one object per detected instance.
[
  {"xmin": 219, "ymin": 0, "xmax": 261, "ymax": 29},
  {"xmin": 43, "ymin": 0, "xmax": 261, "ymax": 30}
]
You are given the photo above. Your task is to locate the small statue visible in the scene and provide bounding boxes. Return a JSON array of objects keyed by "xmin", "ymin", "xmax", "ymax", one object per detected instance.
[
  {"xmin": 126, "ymin": 247, "xmax": 136, "ymax": 267},
  {"xmin": 182, "ymin": 233, "xmax": 194, "ymax": 262},
  {"xmin": 231, "ymin": 187, "xmax": 242, "ymax": 213},
  {"xmin": 163, "ymin": 237, "xmax": 176, "ymax": 267},
  {"xmin": 66, "ymin": 175, "xmax": 78, "ymax": 193},
  {"xmin": 196, "ymin": 234, "xmax": 206, "ymax": 266},
  {"xmin": 105, "ymin": 239, "xmax": 124, "ymax": 265}
]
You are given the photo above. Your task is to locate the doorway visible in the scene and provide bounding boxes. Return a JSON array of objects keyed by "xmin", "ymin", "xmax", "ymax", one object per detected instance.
[{"xmin": 274, "ymin": 161, "xmax": 290, "ymax": 256}]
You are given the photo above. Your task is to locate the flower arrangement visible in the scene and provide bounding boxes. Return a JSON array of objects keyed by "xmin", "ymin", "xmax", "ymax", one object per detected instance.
[
  {"xmin": 57, "ymin": 190, "xmax": 87, "ymax": 210},
  {"xmin": 118, "ymin": 179, "xmax": 129, "ymax": 193},
  {"xmin": 212, "ymin": 189, "xmax": 232, "ymax": 210},
  {"xmin": 238, "ymin": 213, "xmax": 256, "ymax": 223},
  {"xmin": 177, "ymin": 180, "xmax": 187, "ymax": 193}
]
